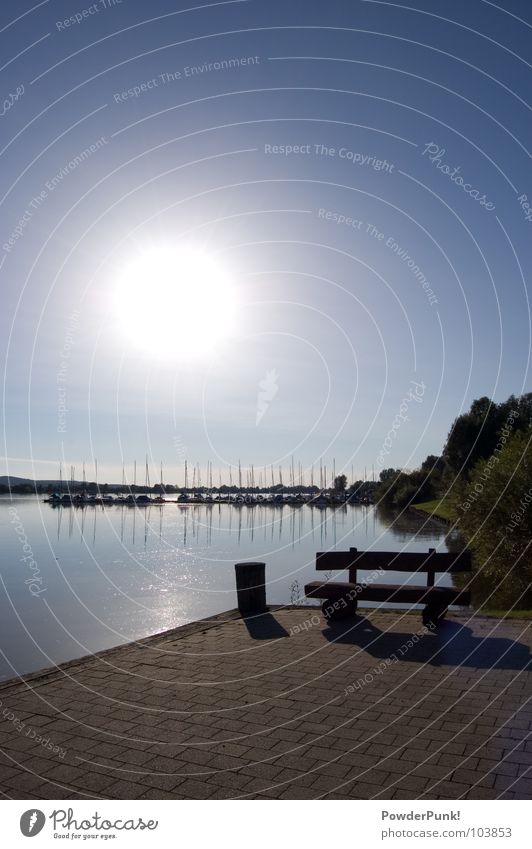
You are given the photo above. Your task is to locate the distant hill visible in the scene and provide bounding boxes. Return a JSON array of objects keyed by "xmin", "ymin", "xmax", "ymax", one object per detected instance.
[
  {"xmin": 0, "ymin": 477, "xmax": 85, "ymax": 487},
  {"xmin": 0, "ymin": 476, "xmax": 36, "ymax": 486},
  {"xmin": 0, "ymin": 477, "xmax": 165, "ymax": 491}
]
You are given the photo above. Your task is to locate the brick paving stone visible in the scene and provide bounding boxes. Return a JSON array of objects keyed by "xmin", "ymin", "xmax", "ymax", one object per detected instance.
[
  {"xmin": 414, "ymin": 763, "xmax": 455, "ymax": 781},
  {"xmin": 0, "ymin": 608, "xmax": 529, "ymax": 799},
  {"xmin": 467, "ymin": 787, "xmax": 499, "ymax": 799},
  {"xmin": 139, "ymin": 773, "xmax": 188, "ymax": 793},
  {"xmin": 240, "ymin": 762, "xmax": 285, "ymax": 781},
  {"xmin": 495, "ymin": 773, "xmax": 532, "ymax": 794},
  {"xmin": 452, "ymin": 767, "xmax": 496, "ymax": 789},
  {"xmin": 140, "ymin": 788, "xmax": 186, "ymax": 799},
  {"xmin": 178, "ymin": 778, "xmax": 219, "ymax": 799},
  {"xmin": 91, "ymin": 779, "xmax": 139, "ymax": 798},
  {"xmin": 397, "ymin": 747, "xmax": 437, "ymax": 765},
  {"xmin": 477, "ymin": 757, "xmax": 518, "ymax": 777},
  {"xmin": 438, "ymin": 753, "xmax": 479, "ymax": 770},
  {"xmin": 420, "ymin": 779, "xmax": 471, "ymax": 799}
]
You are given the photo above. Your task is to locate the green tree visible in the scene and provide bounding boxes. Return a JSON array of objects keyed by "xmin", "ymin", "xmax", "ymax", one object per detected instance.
[
  {"xmin": 444, "ymin": 397, "xmax": 501, "ymax": 474},
  {"xmin": 453, "ymin": 427, "xmax": 532, "ymax": 609},
  {"xmin": 420, "ymin": 454, "xmax": 445, "ymax": 474},
  {"xmin": 443, "ymin": 393, "xmax": 532, "ymax": 476},
  {"xmin": 379, "ymin": 467, "xmax": 402, "ymax": 482},
  {"xmin": 333, "ymin": 474, "xmax": 347, "ymax": 492},
  {"xmin": 375, "ymin": 470, "xmax": 408, "ymax": 506}
]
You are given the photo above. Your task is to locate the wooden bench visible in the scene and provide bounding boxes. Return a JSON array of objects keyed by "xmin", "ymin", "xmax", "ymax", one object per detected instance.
[{"xmin": 304, "ymin": 547, "xmax": 472, "ymax": 627}]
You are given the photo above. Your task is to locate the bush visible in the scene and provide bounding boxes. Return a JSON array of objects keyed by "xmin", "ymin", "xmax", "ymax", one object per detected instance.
[{"xmin": 453, "ymin": 428, "xmax": 532, "ymax": 609}]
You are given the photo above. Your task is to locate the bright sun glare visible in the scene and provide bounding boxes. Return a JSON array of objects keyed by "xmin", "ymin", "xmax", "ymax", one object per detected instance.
[{"xmin": 114, "ymin": 246, "xmax": 237, "ymax": 358}]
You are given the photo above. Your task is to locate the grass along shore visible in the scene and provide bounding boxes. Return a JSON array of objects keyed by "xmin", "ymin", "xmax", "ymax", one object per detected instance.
[{"xmin": 411, "ymin": 498, "xmax": 454, "ymax": 522}]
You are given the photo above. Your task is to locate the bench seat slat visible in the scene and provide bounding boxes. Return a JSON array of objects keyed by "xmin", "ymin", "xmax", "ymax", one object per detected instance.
[
  {"xmin": 304, "ymin": 580, "xmax": 471, "ymax": 606},
  {"xmin": 316, "ymin": 550, "xmax": 471, "ymax": 573}
]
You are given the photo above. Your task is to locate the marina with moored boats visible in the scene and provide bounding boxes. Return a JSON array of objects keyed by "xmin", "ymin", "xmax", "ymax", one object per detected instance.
[
  {"xmin": 44, "ymin": 489, "xmax": 374, "ymax": 507},
  {"xmin": 42, "ymin": 457, "xmax": 376, "ymax": 507}
]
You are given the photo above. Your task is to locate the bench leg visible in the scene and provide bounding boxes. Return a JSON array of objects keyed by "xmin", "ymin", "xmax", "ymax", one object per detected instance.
[
  {"xmin": 322, "ymin": 598, "xmax": 358, "ymax": 621},
  {"xmin": 422, "ymin": 602, "xmax": 448, "ymax": 628}
]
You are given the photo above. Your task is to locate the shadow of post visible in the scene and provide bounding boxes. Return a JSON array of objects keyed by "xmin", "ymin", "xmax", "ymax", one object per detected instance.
[{"xmin": 242, "ymin": 611, "xmax": 290, "ymax": 640}]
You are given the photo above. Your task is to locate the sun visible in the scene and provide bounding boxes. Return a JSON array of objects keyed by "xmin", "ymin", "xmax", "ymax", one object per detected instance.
[{"xmin": 114, "ymin": 246, "xmax": 237, "ymax": 357}]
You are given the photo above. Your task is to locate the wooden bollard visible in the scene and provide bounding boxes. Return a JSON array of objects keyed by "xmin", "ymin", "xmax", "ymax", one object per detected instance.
[{"xmin": 235, "ymin": 561, "xmax": 267, "ymax": 614}]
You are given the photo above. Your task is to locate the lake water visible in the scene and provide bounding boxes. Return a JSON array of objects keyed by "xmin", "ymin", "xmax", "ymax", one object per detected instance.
[{"xmin": 0, "ymin": 495, "xmax": 451, "ymax": 680}]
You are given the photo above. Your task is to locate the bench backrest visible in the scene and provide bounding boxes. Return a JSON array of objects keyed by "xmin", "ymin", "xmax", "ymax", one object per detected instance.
[{"xmin": 316, "ymin": 547, "xmax": 471, "ymax": 587}]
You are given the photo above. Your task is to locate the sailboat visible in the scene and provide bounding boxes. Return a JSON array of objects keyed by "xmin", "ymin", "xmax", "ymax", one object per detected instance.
[
  {"xmin": 152, "ymin": 461, "xmax": 166, "ymax": 503},
  {"xmin": 135, "ymin": 457, "xmax": 153, "ymax": 504}
]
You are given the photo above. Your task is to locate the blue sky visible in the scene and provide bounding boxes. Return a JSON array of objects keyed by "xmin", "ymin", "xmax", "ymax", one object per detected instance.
[{"xmin": 1, "ymin": 0, "xmax": 531, "ymax": 485}]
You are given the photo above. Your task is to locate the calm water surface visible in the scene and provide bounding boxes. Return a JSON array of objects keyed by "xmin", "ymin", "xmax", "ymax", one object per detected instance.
[{"xmin": 0, "ymin": 495, "xmax": 450, "ymax": 679}]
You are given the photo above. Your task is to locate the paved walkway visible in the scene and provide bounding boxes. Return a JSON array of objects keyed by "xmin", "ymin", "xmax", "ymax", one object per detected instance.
[{"xmin": 0, "ymin": 608, "xmax": 530, "ymax": 799}]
